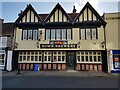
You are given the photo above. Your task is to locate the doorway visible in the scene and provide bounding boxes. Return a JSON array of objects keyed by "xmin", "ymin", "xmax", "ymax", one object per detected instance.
[{"xmin": 67, "ymin": 52, "xmax": 76, "ymax": 70}]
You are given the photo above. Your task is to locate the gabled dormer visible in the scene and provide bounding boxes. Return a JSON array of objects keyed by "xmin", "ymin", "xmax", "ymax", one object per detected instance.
[
  {"xmin": 45, "ymin": 3, "xmax": 72, "ymax": 23},
  {"xmin": 14, "ymin": 4, "xmax": 42, "ymax": 26},
  {"xmin": 74, "ymin": 2, "xmax": 106, "ymax": 25}
]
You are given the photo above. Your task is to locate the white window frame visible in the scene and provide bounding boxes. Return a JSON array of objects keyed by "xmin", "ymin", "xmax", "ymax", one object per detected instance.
[
  {"xmin": 33, "ymin": 30, "xmax": 38, "ymax": 40},
  {"xmin": 23, "ymin": 30, "xmax": 27, "ymax": 40},
  {"xmin": 1, "ymin": 37, "xmax": 7, "ymax": 47},
  {"xmin": 28, "ymin": 30, "xmax": 33, "ymax": 40},
  {"xmin": 81, "ymin": 29, "xmax": 85, "ymax": 39},
  {"xmin": 0, "ymin": 50, "xmax": 6, "ymax": 66}
]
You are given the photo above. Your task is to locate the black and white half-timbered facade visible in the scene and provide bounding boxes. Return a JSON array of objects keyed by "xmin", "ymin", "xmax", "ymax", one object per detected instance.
[{"xmin": 14, "ymin": 2, "xmax": 108, "ymax": 72}]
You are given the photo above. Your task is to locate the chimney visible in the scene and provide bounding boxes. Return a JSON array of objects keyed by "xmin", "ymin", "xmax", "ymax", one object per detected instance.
[
  {"xmin": 73, "ymin": 5, "xmax": 77, "ymax": 13},
  {"xmin": 18, "ymin": 10, "xmax": 23, "ymax": 16}
]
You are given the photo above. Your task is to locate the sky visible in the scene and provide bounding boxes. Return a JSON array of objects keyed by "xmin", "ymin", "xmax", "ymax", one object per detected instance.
[{"xmin": 0, "ymin": 0, "xmax": 119, "ymax": 22}]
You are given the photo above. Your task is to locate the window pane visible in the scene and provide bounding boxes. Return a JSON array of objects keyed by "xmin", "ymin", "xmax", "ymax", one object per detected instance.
[
  {"xmin": 86, "ymin": 28, "xmax": 91, "ymax": 39},
  {"xmin": 39, "ymin": 56, "xmax": 42, "ymax": 61},
  {"xmin": 81, "ymin": 29, "xmax": 85, "ymax": 39},
  {"xmin": 44, "ymin": 56, "xmax": 47, "ymax": 61},
  {"xmin": 28, "ymin": 30, "xmax": 32, "ymax": 40},
  {"xmin": 27, "ymin": 56, "xmax": 30, "ymax": 61},
  {"xmin": 19, "ymin": 56, "xmax": 22, "ymax": 61},
  {"xmin": 98, "ymin": 56, "xmax": 101, "ymax": 62},
  {"xmin": 31, "ymin": 56, "xmax": 34, "ymax": 61},
  {"xmin": 62, "ymin": 29, "xmax": 66, "ymax": 40},
  {"xmin": 81, "ymin": 56, "xmax": 84, "ymax": 61},
  {"xmin": 67, "ymin": 29, "xmax": 71, "ymax": 40},
  {"xmin": 46, "ymin": 29, "xmax": 50, "ymax": 40},
  {"xmin": 94, "ymin": 56, "xmax": 96, "ymax": 62},
  {"xmin": 56, "ymin": 29, "xmax": 61, "ymax": 40},
  {"xmin": 48, "ymin": 56, "xmax": 51, "ymax": 61},
  {"xmin": 62, "ymin": 56, "xmax": 65, "ymax": 61},
  {"xmin": 86, "ymin": 56, "xmax": 88, "ymax": 62},
  {"xmin": 92, "ymin": 28, "xmax": 96, "ymax": 39},
  {"xmin": 35, "ymin": 56, "xmax": 38, "ymax": 61},
  {"xmin": 23, "ymin": 56, "xmax": 26, "ymax": 61},
  {"xmin": 23, "ymin": 30, "xmax": 27, "ymax": 40},
  {"xmin": 77, "ymin": 56, "xmax": 80, "ymax": 61},
  {"xmin": 90, "ymin": 56, "xmax": 92, "ymax": 62},
  {"xmin": 33, "ymin": 30, "xmax": 38, "ymax": 40},
  {"xmin": 51, "ymin": 29, "xmax": 55, "ymax": 40},
  {"xmin": 1, "ymin": 37, "xmax": 7, "ymax": 47},
  {"xmin": 58, "ymin": 56, "xmax": 61, "ymax": 61}
]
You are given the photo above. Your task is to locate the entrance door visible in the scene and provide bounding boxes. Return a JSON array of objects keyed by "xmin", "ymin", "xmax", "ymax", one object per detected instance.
[{"xmin": 67, "ymin": 52, "xmax": 76, "ymax": 70}]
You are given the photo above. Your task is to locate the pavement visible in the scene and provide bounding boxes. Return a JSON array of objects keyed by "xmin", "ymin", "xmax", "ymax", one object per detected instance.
[{"xmin": 1, "ymin": 70, "xmax": 120, "ymax": 77}]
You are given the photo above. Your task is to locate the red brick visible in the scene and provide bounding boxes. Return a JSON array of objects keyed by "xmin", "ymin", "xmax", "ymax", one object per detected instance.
[
  {"xmin": 39, "ymin": 64, "xmax": 42, "ymax": 70},
  {"xmin": 44, "ymin": 64, "xmax": 47, "ymax": 70},
  {"xmin": 62, "ymin": 64, "xmax": 66, "ymax": 70},
  {"xmin": 23, "ymin": 64, "xmax": 26, "ymax": 70},
  {"xmin": 27, "ymin": 64, "xmax": 29, "ymax": 70},
  {"xmin": 94, "ymin": 65, "xmax": 97, "ymax": 71},
  {"xmin": 90, "ymin": 64, "xmax": 93, "ymax": 70},
  {"xmin": 30, "ymin": 64, "xmax": 33, "ymax": 70},
  {"xmin": 86, "ymin": 64, "xmax": 89, "ymax": 71},
  {"xmin": 48, "ymin": 64, "xmax": 51, "ymax": 70},
  {"xmin": 76, "ymin": 64, "xmax": 80, "ymax": 70},
  {"xmin": 58, "ymin": 64, "xmax": 61, "ymax": 70},
  {"xmin": 53, "ymin": 64, "xmax": 56, "ymax": 69},
  {"xmin": 98, "ymin": 65, "xmax": 102, "ymax": 71},
  {"xmin": 82, "ymin": 64, "xmax": 85, "ymax": 70}
]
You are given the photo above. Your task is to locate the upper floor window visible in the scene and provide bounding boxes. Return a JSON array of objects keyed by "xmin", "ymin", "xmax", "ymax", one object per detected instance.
[
  {"xmin": 33, "ymin": 30, "xmax": 38, "ymax": 40},
  {"xmin": 28, "ymin": 30, "xmax": 32, "ymax": 40},
  {"xmin": 46, "ymin": 29, "xmax": 50, "ymax": 40},
  {"xmin": 56, "ymin": 29, "xmax": 61, "ymax": 40},
  {"xmin": 45, "ymin": 29, "xmax": 72, "ymax": 40},
  {"xmin": 67, "ymin": 29, "xmax": 71, "ymax": 40},
  {"xmin": 51, "ymin": 29, "xmax": 55, "ymax": 40},
  {"xmin": 23, "ymin": 30, "xmax": 27, "ymax": 40},
  {"xmin": 0, "ymin": 37, "xmax": 7, "ymax": 47},
  {"xmin": 80, "ymin": 28, "xmax": 98, "ymax": 40},
  {"xmin": 22, "ymin": 29, "xmax": 38, "ymax": 40}
]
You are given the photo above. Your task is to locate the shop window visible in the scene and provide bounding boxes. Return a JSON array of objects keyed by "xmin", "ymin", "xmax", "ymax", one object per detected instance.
[
  {"xmin": 44, "ymin": 56, "xmax": 47, "ymax": 61},
  {"xmin": 31, "ymin": 56, "xmax": 34, "ymax": 61},
  {"xmin": 27, "ymin": 56, "xmax": 30, "ymax": 61},
  {"xmin": 35, "ymin": 56, "xmax": 38, "ymax": 61},
  {"xmin": 39, "ymin": 56, "xmax": 42, "ymax": 61},
  {"xmin": 90, "ymin": 56, "xmax": 92, "ymax": 62},
  {"xmin": 48, "ymin": 56, "xmax": 51, "ymax": 61},
  {"xmin": 98, "ymin": 56, "xmax": 101, "ymax": 62},
  {"xmin": 81, "ymin": 56, "xmax": 84, "ymax": 61},
  {"xmin": 62, "ymin": 56, "xmax": 65, "ymax": 61},
  {"xmin": 86, "ymin": 56, "xmax": 88, "ymax": 62},
  {"xmin": 58, "ymin": 56, "xmax": 61, "ymax": 61},
  {"xmin": 94, "ymin": 56, "xmax": 96, "ymax": 62},
  {"xmin": 23, "ymin": 56, "xmax": 26, "ymax": 61},
  {"xmin": 77, "ymin": 56, "xmax": 80, "ymax": 61}
]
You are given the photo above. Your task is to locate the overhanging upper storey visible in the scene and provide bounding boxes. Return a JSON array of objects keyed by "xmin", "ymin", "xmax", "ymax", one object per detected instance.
[
  {"xmin": 74, "ymin": 2, "xmax": 106, "ymax": 27},
  {"xmin": 14, "ymin": 4, "xmax": 43, "ymax": 28}
]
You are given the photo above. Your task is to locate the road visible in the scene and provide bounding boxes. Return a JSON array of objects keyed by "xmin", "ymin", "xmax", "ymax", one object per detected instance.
[{"xmin": 2, "ymin": 75, "xmax": 119, "ymax": 88}]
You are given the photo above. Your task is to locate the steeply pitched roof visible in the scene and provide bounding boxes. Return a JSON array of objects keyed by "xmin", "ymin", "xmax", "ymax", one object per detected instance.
[
  {"xmin": 74, "ymin": 2, "xmax": 106, "ymax": 25},
  {"xmin": 44, "ymin": 3, "xmax": 72, "ymax": 22},
  {"xmin": 14, "ymin": 4, "xmax": 43, "ymax": 26}
]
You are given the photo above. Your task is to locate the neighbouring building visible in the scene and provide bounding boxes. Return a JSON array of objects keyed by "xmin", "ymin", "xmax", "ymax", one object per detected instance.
[
  {"xmin": 0, "ymin": 18, "xmax": 14, "ymax": 71},
  {"xmin": 13, "ymin": 2, "xmax": 108, "ymax": 72},
  {"xmin": 105, "ymin": 12, "xmax": 120, "ymax": 73}
]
